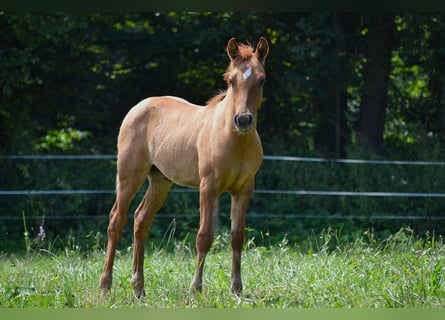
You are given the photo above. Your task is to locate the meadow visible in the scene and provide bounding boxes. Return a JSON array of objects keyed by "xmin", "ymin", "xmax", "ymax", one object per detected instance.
[{"xmin": 0, "ymin": 228, "xmax": 444, "ymax": 308}]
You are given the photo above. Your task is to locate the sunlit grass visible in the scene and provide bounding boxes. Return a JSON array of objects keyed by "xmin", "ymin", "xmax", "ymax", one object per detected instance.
[{"xmin": 0, "ymin": 228, "xmax": 444, "ymax": 308}]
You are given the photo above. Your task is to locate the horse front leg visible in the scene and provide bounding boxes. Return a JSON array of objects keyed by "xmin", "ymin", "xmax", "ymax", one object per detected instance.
[
  {"xmin": 190, "ymin": 179, "xmax": 216, "ymax": 294},
  {"xmin": 230, "ymin": 180, "xmax": 254, "ymax": 294}
]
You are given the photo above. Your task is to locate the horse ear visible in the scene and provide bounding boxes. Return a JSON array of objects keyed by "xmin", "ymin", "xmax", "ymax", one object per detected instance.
[
  {"xmin": 255, "ymin": 37, "xmax": 269, "ymax": 64},
  {"xmin": 227, "ymin": 37, "xmax": 240, "ymax": 61}
]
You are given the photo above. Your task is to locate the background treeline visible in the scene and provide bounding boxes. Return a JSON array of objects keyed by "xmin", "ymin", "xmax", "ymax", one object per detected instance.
[{"xmin": 1, "ymin": 12, "xmax": 445, "ymax": 252}]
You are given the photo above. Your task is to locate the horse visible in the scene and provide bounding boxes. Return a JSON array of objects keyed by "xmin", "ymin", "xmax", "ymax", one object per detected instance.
[{"xmin": 99, "ymin": 37, "xmax": 269, "ymax": 298}]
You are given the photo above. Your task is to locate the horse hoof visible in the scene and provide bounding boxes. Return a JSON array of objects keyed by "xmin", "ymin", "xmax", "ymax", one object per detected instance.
[
  {"xmin": 131, "ymin": 278, "xmax": 146, "ymax": 299},
  {"xmin": 189, "ymin": 281, "xmax": 202, "ymax": 295},
  {"xmin": 99, "ymin": 274, "xmax": 112, "ymax": 298},
  {"xmin": 230, "ymin": 283, "xmax": 243, "ymax": 294},
  {"xmin": 100, "ymin": 287, "xmax": 110, "ymax": 299},
  {"xmin": 134, "ymin": 289, "xmax": 146, "ymax": 299}
]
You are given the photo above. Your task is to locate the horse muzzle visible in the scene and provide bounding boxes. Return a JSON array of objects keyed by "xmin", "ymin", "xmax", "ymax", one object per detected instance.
[{"xmin": 234, "ymin": 113, "xmax": 254, "ymax": 132}]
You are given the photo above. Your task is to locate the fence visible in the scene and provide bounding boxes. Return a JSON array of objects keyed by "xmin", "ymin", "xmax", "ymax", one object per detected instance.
[
  {"xmin": 2, "ymin": 154, "xmax": 445, "ymax": 221},
  {"xmin": 2, "ymin": 153, "xmax": 445, "ymax": 251}
]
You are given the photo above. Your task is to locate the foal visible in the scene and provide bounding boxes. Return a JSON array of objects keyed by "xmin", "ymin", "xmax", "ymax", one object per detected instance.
[{"xmin": 100, "ymin": 37, "xmax": 269, "ymax": 298}]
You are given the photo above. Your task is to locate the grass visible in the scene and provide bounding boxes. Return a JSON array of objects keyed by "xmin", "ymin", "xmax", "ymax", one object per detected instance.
[{"xmin": 0, "ymin": 228, "xmax": 444, "ymax": 308}]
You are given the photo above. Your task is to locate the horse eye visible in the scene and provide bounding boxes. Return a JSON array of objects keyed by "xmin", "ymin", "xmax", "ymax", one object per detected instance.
[
  {"xmin": 230, "ymin": 76, "xmax": 236, "ymax": 86},
  {"xmin": 258, "ymin": 77, "xmax": 266, "ymax": 85}
]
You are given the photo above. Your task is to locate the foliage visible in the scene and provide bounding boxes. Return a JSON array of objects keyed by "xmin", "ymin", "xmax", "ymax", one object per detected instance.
[
  {"xmin": 2, "ymin": 13, "xmax": 445, "ymax": 252},
  {"xmin": 2, "ymin": 12, "xmax": 444, "ymax": 155}
]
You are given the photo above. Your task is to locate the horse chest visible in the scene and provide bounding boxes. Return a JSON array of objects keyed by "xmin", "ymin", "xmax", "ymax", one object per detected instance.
[{"xmin": 213, "ymin": 147, "xmax": 262, "ymax": 192}]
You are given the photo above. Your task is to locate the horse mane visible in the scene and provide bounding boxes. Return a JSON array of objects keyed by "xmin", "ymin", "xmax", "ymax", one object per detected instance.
[{"xmin": 206, "ymin": 90, "xmax": 227, "ymax": 107}]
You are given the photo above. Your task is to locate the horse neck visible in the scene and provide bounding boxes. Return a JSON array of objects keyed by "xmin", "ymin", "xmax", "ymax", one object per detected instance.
[{"xmin": 218, "ymin": 88, "xmax": 258, "ymax": 135}]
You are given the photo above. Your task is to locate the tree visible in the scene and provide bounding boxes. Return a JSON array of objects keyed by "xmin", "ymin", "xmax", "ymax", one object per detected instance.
[
  {"xmin": 312, "ymin": 13, "xmax": 358, "ymax": 158},
  {"xmin": 358, "ymin": 14, "xmax": 395, "ymax": 152},
  {"xmin": 0, "ymin": 13, "xmax": 100, "ymax": 153}
]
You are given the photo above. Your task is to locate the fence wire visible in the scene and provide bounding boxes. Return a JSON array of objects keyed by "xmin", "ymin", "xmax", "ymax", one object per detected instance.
[
  {"xmin": 1, "ymin": 154, "xmax": 445, "ymax": 222},
  {"xmin": 4, "ymin": 154, "xmax": 445, "ymax": 165}
]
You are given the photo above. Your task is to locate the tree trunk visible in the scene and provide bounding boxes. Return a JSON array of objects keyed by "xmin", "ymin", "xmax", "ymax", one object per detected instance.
[
  {"xmin": 440, "ymin": 84, "xmax": 445, "ymax": 140},
  {"xmin": 314, "ymin": 83, "xmax": 348, "ymax": 158},
  {"xmin": 358, "ymin": 14, "xmax": 395, "ymax": 152},
  {"xmin": 435, "ymin": 15, "xmax": 445, "ymax": 142},
  {"xmin": 313, "ymin": 13, "xmax": 351, "ymax": 159}
]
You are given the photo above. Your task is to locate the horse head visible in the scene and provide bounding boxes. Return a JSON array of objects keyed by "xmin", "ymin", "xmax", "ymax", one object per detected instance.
[{"xmin": 225, "ymin": 37, "xmax": 269, "ymax": 133}]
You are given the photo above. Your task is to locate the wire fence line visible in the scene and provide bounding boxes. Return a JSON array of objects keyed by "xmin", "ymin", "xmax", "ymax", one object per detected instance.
[
  {"xmin": 3, "ymin": 189, "xmax": 445, "ymax": 198},
  {"xmin": 2, "ymin": 154, "xmax": 445, "ymax": 222},
  {"xmin": 264, "ymin": 155, "xmax": 445, "ymax": 166},
  {"xmin": 4, "ymin": 153, "xmax": 445, "ymax": 166},
  {"xmin": 2, "ymin": 154, "xmax": 445, "ymax": 197},
  {"xmin": 2, "ymin": 154, "xmax": 117, "ymax": 160},
  {"xmin": 1, "ymin": 213, "xmax": 445, "ymax": 221}
]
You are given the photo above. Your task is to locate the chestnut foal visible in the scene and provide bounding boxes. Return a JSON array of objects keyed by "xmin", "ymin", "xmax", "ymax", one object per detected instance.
[{"xmin": 100, "ymin": 37, "xmax": 269, "ymax": 298}]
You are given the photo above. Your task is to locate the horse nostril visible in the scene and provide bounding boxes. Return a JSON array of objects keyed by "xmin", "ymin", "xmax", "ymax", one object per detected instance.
[{"xmin": 234, "ymin": 113, "xmax": 253, "ymax": 131}]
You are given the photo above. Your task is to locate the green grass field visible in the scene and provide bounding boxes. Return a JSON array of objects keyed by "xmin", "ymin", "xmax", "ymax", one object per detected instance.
[{"xmin": 1, "ymin": 228, "xmax": 444, "ymax": 308}]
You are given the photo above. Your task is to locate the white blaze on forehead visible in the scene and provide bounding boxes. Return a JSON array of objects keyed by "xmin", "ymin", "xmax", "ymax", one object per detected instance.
[{"xmin": 243, "ymin": 67, "xmax": 252, "ymax": 80}]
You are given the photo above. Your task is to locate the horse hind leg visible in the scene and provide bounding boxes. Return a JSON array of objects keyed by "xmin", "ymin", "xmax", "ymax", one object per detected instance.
[
  {"xmin": 99, "ymin": 157, "xmax": 149, "ymax": 297},
  {"xmin": 131, "ymin": 169, "xmax": 172, "ymax": 298}
]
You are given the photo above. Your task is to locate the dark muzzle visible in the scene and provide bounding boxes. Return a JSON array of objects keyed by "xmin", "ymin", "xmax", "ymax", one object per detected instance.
[{"xmin": 234, "ymin": 113, "xmax": 254, "ymax": 132}]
